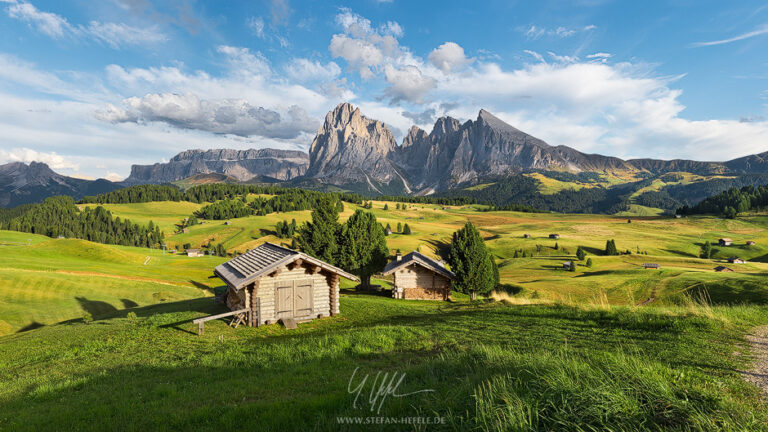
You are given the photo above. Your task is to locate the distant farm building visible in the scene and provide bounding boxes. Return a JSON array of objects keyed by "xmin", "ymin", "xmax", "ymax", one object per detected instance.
[
  {"xmin": 674, "ymin": 214, "xmax": 682, "ymax": 219},
  {"xmin": 224, "ymin": 221, "xmax": 232, "ymax": 225},
  {"xmin": 643, "ymin": 263, "xmax": 660, "ymax": 269},
  {"xmin": 714, "ymin": 266, "xmax": 733, "ymax": 272},
  {"xmin": 523, "ymin": 234, "xmax": 531, "ymax": 238},
  {"xmin": 385, "ymin": 227, "xmax": 393, "ymax": 235},
  {"xmin": 747, "ymin": 241, "xmax": 756, "ymax": 246},
  {"xmin": 718, "ymin": 238, "xmax": 732, "ymax": 246},
  {"xmin": 549, "ymin": 234, "xmax": 560, "ymax": 239},
  {"xmin": 384, "ymin": 251, "xmax": 454, "ymax": 301},
  {"xmin": 214, "ymin": 243, "xmax": 358, "ymax": 326},
  {"xmin": 187, "ymin": 249, "xmax": 204, "ymax": 257},
  {"xmin": 562, "ymin": 262, "xmax": 572, "ymax": 270},
  {"xmin": 182, "ymin": 228, "xmax": 190, "ymax": 234},
  {"xmin": 727, "ymin": 257, "xmax": 746, "ymax": 264}
]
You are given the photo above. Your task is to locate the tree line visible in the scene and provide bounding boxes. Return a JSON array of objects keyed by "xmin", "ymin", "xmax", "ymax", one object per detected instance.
[
  {"xmin": 1, "ymin": 196, "xmax": 164, "ymax": 247},
  {"xmin": 677, "ymin": 184, "xmax": 768, "ymax": 218}
]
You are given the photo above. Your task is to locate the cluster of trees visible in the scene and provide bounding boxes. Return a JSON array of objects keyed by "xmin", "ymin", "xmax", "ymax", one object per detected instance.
[
  {"xmin": 441, "ymin": 175, "xmax": 640, "ymax": 214},
  {"xmin": 605, "ymin": 239, "xmax": 619, "ymax": 256},
  {"xmin": 80, "ymin": 185, "xmax": 184, "ymax": 204},
  {"xmin": 195, "ymin": 199, "xmax": 252, "ymax": 220},
  {"xmin": 297, "ymin": 198, "xmax": 388, "ymax": 287},
  {"xmin": 275, "ymin": 219, "xmax": 297, "ymax": 238},
  {"xmin": 678, "ymin": 184, "xmax": 768, "ymax": 218},
  {"xmin": 1, "ymin": 196, "xmax": 163, "ymax": 247},
  {"xmin": 700, "ymin": 241, "xmax": 713, "ymax": 259},
  {"xmin": 384, "ymin": 222, "xmax": 411, "ymax": 235}
]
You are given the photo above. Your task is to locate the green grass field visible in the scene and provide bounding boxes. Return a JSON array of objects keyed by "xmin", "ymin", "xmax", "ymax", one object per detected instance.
[
  {"xmin": 4, "ymin": 197, "xmax": 768, "ymax": 429},
  {"xmin": 0, "ymin": 295, "xmax": 766, "ymax": 431},
  {"xmin": 0, "ymin": 232, "xmax": 225, "ymax": 334}
]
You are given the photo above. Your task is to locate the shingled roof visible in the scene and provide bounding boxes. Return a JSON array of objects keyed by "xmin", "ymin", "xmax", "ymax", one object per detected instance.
[
  {"xmin": 214, "ymin": 243, "xmax": 358, "ymax": 290},
  {"xmin": 382, "ymin": 251, "xmax": 455, "ymax": 280}
]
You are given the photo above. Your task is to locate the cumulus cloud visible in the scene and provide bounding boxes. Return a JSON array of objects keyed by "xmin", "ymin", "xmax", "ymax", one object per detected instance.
[
  {"xmin": 284, "ymin": 58, "xmax": 341, "ymax": 82},
  {"xmin": 0, "ymin": 147, "xmax": 79, "ymax": 170},
  {"xmin": 433, "ymin": 59, "xmax": 768, "ymax": 160},
  {"xmin": 2, "ymin": 0, "xmax": 166, "ymax": 48},
  {"xmin": 329, "ymin": 8, "xmax": 404, "ymax": 79},
  {"xmin": 401, "ymin": 108, "xmax": 436, "ymax": 125},
  {"xmin": 382, "ymin": 65, "xmax": 435, "ymax": 104},
  {"xmin": 97, "ymin": 93, "xmax": 319, "ymax": 139},
  {"xmin": 428, "ymin": 42, "xmax": 472, "ymax": 73}
]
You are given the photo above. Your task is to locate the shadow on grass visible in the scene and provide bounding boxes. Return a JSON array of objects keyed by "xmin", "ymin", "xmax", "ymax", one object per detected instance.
[
  {"xmin": 15, "ymin": 321, "xmax": 44, "ymax": 333},
  {"xmin": 75, "ymin": 296, "xmax": 118, "ymax": 317},
  {"xmin": 2, "ymin": 296, "xmax": 757, "ymax": 431}
]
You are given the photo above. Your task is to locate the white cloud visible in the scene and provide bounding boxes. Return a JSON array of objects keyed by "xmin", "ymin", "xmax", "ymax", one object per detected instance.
[
  {"xmin": 428, "ymin": 42, "xmax": 472, "ymax": 73},
  {"xmin": 432, "ymin": 59, "xmax": 768, "ymax": 161},
  {"xmin": 247, "ymin": 16, "xmax": 265, "ymax": 38},
  {"xmin": 693, "ymin": 24, "xmax": 768, "ymax": 47},
  {"xmin": 383, "ymin": 65, "xmax": 435, "ymax": 104},
  {"xmin": 523, "ymin": 24, "xmax": 596, "ymax": 40},
  {"xmin": 285, "ymin": 58, "xmax": 341, "ymax": 82},
  {"xmin": 329, "ymin": 8, "xmax": 404, "ymax": 79},
  {"xmin": 97, "ymin": 92, "xmax": 319, "ymax": 139},
  {"xmin": 105, "ymin": 172, "xmax": 124, "ymax": 182},
  {"xmin": 0, "ymin": 147, "xmax": 79, "ymax": 170},
  {"xmin": 3, "ymin": 0, "xmax": 166, "ymax": 48}
]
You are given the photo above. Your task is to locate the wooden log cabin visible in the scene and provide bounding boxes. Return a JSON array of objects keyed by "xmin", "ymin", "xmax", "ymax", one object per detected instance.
[
  {"xmin": 214, "ymin": 243, "xmax": 358, "ymax": 326},
  {"xmin": 383, "ymin": 251, "xmax": 455, "ymax": 301}
]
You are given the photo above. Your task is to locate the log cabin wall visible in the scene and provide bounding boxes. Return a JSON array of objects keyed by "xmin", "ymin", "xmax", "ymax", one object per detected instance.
[
  {"xmin": 395, "ymin": 265, "xmax": 451, "ymax": 301},
  {"xmin": 252, "ymin": 264, "xmax": 333, "ymax": 325}
]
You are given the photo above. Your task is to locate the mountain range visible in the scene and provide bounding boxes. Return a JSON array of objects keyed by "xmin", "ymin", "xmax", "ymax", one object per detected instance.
[{"xmin": 2, "ymin": 102, "xmax": 768, "ymax": 209}]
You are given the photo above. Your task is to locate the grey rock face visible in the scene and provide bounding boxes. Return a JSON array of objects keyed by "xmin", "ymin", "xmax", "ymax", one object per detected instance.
[
  {"xmin": 126, "ymin": 148, "xmax": 309, "ymax": 184},
  {"xmin": 0, "ymin": 162, "xmax": 119, "ymax": 207},
  {"xmin": 307, "ymin": 103, "xmax": 403, "ymax": 191}
]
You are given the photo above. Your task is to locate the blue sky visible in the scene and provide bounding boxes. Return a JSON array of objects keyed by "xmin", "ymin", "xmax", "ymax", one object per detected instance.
[{"xmin": 1, "ymin": 0, "xmax": 767, "ymax": 180}]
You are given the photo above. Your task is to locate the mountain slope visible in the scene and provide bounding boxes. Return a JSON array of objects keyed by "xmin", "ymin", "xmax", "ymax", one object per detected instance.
[
  {"xmin": 125, "ymin": 148, "xmax": 309, "ymax": 184},
  {"xmin": 0, "ymin": 162, "xmax": 120, "ymax": 207}
]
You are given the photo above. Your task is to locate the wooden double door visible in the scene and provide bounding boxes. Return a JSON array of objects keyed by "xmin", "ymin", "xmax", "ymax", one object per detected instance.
[{"xmin": 276, "ymin": 280, "xmax": 313, "ymax": 319}]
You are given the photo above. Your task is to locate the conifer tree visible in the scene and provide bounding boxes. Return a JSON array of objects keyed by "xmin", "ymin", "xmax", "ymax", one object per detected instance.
[
  {"xmin": 403, "ymin": 223, "xmax": 412, "ymax": 235},
  {"xmin": 338, "ymin": 210, "xmax": 389, "ymax": 288},
  {"xmin": 448, "ymin": 222, "xmax": 496, "ymax": 300},
  {"xmin": 297, "ymin": 197, "xmax": 341, "ymax": 265}
]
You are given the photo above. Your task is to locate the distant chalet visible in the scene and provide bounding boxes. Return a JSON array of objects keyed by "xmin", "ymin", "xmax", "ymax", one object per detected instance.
[
  {"xmin": 523, "ymin": 234, "xmax": 531, "ymax": 238},
  {"xmin": 714, "ymin": 266, "xmax": 733, "ymax": 272},
  {"xmin": 384, "ymin": 251, "xmax": 454, "ymax": 301},
  {"xmin": 727, "ymin": 257, "xmax": 746, "ymax": 264},
  {"xmin": 718, "ymin": 238, "xmax": 732, "ymax": 246},
  {"xmin": 549, "ymin": 234, "xmax": 560, "ymax": 239},
  {"xmin": 214, "ymin": 243, "xmax": 358, "ymax": 326},
  {"xmin": 187, "ymin": 249, "xmax": 204, "ymax": 257},
  {"xmin": 643, "ymin": 263, "xmax": 660, "ymax": 269},
  {"xmin": 747, "ymin": 241, "xmax": 756, "ymax": 246}
]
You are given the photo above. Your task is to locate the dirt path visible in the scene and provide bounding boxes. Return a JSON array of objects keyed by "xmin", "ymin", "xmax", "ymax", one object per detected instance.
[{"xmin": 742, "ymin": 325, "xmax": 768, "ymax": 396}]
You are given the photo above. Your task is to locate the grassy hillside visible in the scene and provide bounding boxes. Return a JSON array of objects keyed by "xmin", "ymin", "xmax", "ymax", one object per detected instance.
[
  {"xmin": 76, "ymin": 199, "xmax": 768, "ymax": 307},
  {"xmin": 0, "ymin": 231, "xmax": 224, "ymax": 334},
  {"xmin": 0, "ymin": 295, "xmax": 766, "ymax": 431}
]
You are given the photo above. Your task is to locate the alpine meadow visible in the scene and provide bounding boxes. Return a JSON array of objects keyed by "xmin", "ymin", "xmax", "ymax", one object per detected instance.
[{"xmin": 3, "ymin": 1, "xmax": 768, "ymax": 431}]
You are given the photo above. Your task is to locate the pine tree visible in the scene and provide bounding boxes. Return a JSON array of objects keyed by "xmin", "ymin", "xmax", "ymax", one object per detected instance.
[
  {"xmin": 402, "ymin": 223, "xmax": 412, "ymax": 235},
  {"xmin": 576, "ymin": 246, "xmax": 586, "ymax": 261},
  {"xmin": 586, "ymin": 258, "xmax": 593, "ymax": 268},
  {"xmin": 297, "ymin": 197, "xmax": 341, "ymax": 265},
  {"xmin": 605, "ymin": 239, "xmax": 618, "ymax": 256},
  {"xmin": 448, "ymin": 222, "xmax": 496, "ymax": 300},
  {"xmin": 397, "ymin": 222, "xmax": 402, "ymax": 232},
  {"xmin": 385, "ymin": 223, "xmax": 392, "ymax": 234},
  {"xmin": 700, "ymin": 241, "xmax": 712, "ymax": 259},
  {"xmin": 338, "ymin": 210, "xmax": 389, "ymax": 288},
  {"xmin": 383, "ymin": 203, "xmax": 388, "ymax": 210},
  {"xmin": 569, "ymin": 261, "xmax": 576, "ymax": 272},
  {"xmin": 554, "ymin": 242, "xmax": 559, "ymax": 250}
]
